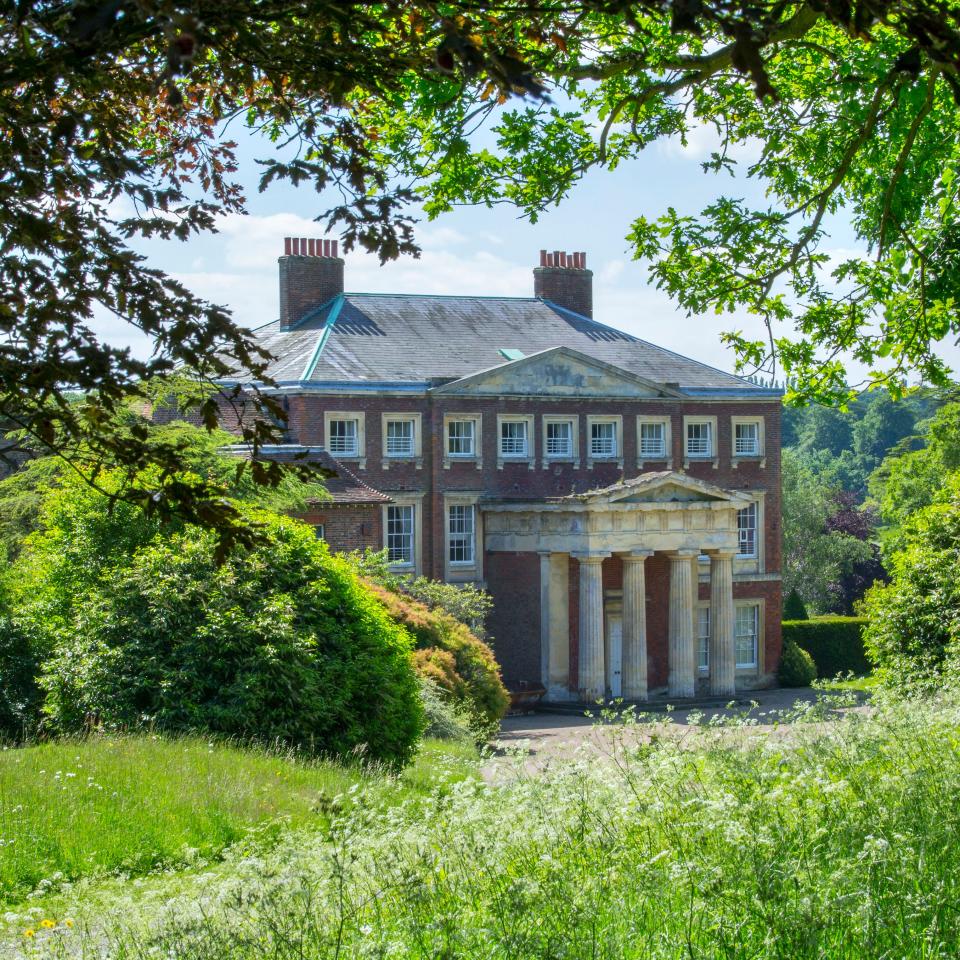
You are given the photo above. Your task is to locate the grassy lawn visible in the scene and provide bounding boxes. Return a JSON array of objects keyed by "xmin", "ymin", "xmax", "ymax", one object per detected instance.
[
  {"xmin": 815, "ymin": 671, "xmax": 880, "ymax": 693},
  {"xmin": 0, "ymin": 734, "xmax": 476, "ymax": 906}
]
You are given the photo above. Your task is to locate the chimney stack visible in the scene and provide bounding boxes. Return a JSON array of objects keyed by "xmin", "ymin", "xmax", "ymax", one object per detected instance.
[
  {"xmin": 279, "ymin": 236, "xmax": 344, "ymax": 329},
  {"xmin": 534, "ymin": 249, "xmax": 592, "ymax": 318}
]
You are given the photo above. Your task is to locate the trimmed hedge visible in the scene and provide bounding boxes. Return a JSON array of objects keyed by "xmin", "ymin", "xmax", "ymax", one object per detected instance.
[{"xmin": 782, "ymin": 616, "xmax": 870, "ymax": 678}]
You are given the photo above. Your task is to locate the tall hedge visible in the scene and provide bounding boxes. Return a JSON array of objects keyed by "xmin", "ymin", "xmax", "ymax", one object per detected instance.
[
  {"xmin": 782, "ymin": 617, "xmax": 870, "ymax": 678},
  {"xmin": 16, "ymin": 481, "xmax": 425, "ymax": 766},
  {"xmin": 367, "ymin": 583, "xmax": 509, "ymax": 736}
]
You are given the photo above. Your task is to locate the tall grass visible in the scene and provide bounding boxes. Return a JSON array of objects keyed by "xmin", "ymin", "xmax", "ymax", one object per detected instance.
[
  {"xmin": 22, "ymin": 695, "xmax": 960, "ymax": 959},
  {"xmin": 0, "ymin": 734, "xmax": 475, "ymax": 906}
]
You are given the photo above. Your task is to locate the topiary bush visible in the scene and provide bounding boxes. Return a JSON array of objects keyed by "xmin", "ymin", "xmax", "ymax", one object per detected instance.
[
  {"xmin": 777, "ymin": 638, "xmax": 817, "ymax": 687},
  {"xmin": 783, "ymin": 588, "xmax": 809, "ymax": 621},
  {"xmin": 781, "ymin": 617, "xmax": 870, "ymax": 678},
  {"xmin": 16, "ymin": 479, "xmax": 424, "ymax": 766},
  {"xmin": 367, "ymin": 583, "xmax": 508, "ymax": 740}
]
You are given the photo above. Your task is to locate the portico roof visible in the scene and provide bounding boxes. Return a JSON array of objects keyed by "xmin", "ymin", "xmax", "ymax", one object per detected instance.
[
  {"xmin": 566, "ymin": 471, "xmax": 754, "ymax": 507},
  {"xmin": 482, "ymin": 470, "xmax": 753, "ymax": 511}
]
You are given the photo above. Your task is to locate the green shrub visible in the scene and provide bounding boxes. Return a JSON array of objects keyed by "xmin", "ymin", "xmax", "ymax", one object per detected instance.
[
  {"xmin": 783, "ymin": 588, "xmax": 809, "ymax": 621},
  {"xmin": 368, "ymin": 583, "xmax": 508, "ymax": 740},
  {"xmin": 777, "ymin": 638, "xmax": 817, "ymax": 687},
  {"xmin": 17, "ymin": 481, "xmax": 424, "ymax": 766},
  {"xmin": 419, "ymin": 680, "xmax": 474, "ymax": 742},
  {"xmin": 862, "ymin": 477, "xmax": 960, "ymax": 690},
  {"xmin": 781, "ymin": 617, "xmax": 870, "ymax": 678}
]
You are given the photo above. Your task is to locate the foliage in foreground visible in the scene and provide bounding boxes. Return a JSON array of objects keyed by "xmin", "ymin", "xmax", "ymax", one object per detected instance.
[
  {"xmin": 0, "ymin": 734, "xmax": 476, "ymax": 908},
  {"xmin": 18, "ymin": 696, "xmax": 960, "ymax": 959},
  {"xmin": 11, "ymin": 474, "xmax": 423, "ymax": 765}
]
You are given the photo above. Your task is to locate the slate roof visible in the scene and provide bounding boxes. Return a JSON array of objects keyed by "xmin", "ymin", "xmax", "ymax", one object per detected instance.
[{"xmin": 242, "ymin": 293, "xmax": 778, "ymax": 397}]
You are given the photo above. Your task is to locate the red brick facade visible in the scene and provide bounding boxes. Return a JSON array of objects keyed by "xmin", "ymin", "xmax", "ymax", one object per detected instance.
[{"xmin": 284, "ymin": 392, "xmax": 782, "ymax": 694}]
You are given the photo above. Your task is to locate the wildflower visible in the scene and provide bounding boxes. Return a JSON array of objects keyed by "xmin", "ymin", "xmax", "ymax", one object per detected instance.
[
  {"xmin": 40, "ymin": 918, "xmax": 55, "ymax": 929},
  {"xmin": 64, "ymin": 918, "xmax": 74, "ymax": 928},
  {"xmin": 23, "ymin": 929, "xmax": 35, "ymax": 938}
]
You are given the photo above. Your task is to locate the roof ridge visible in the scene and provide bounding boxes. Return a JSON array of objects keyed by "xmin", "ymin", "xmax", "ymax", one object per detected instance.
[{"xmin": 343, "ymin": 291, "xmax": 540, "ymax": 302}]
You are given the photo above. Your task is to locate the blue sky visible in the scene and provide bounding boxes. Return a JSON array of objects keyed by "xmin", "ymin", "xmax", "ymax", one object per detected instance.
[{"xmin": 104, "ymin": 116, "xmax": 960, "ymax": 384}]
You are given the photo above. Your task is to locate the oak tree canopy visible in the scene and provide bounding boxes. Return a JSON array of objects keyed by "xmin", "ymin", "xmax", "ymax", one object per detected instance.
[{"xmin": 5, "ymin": 0, "xmax": 960, "ymax": 538}]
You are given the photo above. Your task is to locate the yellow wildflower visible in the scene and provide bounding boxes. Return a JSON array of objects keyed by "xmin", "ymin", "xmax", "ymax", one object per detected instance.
[
  {"xmin": 40, "ymin": 919, "xmax": 56, "ymax": 929},
  {"xmin": 24, "ymin": 928, "xmax": 35, "ymax": 938},
  {"xmin": 65, "ymin": 918, "xmax": 74, "ymax": 928}
]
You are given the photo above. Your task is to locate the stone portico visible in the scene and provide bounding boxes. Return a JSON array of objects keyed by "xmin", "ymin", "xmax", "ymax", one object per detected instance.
[{"xmin": 482, "ymin": 471, "xmax": 753, "ymax": 701}]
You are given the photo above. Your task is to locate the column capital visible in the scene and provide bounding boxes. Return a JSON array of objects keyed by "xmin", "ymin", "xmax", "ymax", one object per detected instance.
[
  {"xmin": 709, "ymin": 549, "xmax": 737, "ymax": 561},
  {"xmin": 571, "ymin": 551, "xmax": 611, "ymax": 563},
  {"xmin": 669, "ymin": 548, "xmax": 700, "ymax": 560},
  {"xmin": 620, "ymin": 549, "xmax": 654, "ymax": 561}
]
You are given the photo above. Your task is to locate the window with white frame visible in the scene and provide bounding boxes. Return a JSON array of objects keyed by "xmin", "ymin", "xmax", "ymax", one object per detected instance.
[
  {"xmin": 545, "ymin": 420, "xmax": 574, "ymax": 458},
  {"xmin": 447, "ymin": 419, "xmax": 476, "ymax": 457},
  {"xmin": 639, "ymin": 421, "xmax": 666, "ymax": 459},
  {"xmin": 686, "ymin": 420, "xmax": 713, "ymax": 458},
  {"xmin": 385, "ymin": 418, "xmax": 415, "ymax": 457},
  {"xmin": 735, "ymin": 605, "xmax": 760, "ymax": 668},
  {"xmin": 735, "ymin": 420, "xmax": 761, "ymax": 457},
  {"xmin": 590, "ymin": 421, "xmax": 617, "ymax": 458},
  {"xmin": 386, "ymin": 505, "xmax": 414, "ymax": 565},
  {"xmin": 447, "ymin": 504, "xmax": 475, "ymax": 565},
  {"xmin": 328, "ymin": 418, "xmax": 359, "ymax": 457},
  {"xmin": 314, "ymin": 523, "xmax": 326, "ymax": 541},
  {"xmin": 500, "ymin": 420, "xmax": 529, "ymax": 458},
  {"xmin": 737, "ymin": 502, "xmax": 758, "ymax": 558},
  {"xmin": 697, "ymin": 607, "xmax": 710, "ymax": 672}
]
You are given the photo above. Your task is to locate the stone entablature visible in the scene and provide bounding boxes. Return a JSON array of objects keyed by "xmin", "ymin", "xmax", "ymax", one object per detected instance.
[{"xmin": 482, "ymin": 471, "xmax": 752, "ymax": 558}]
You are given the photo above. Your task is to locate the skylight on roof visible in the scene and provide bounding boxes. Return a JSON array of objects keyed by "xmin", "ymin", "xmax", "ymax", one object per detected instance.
[{"xmin": 499, "ymin": 348, "xmax": 525, "ymax": 361}]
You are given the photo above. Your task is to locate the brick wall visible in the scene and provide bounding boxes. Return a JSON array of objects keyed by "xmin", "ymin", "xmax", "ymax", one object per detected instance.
[
  {"xmin": 485, "ymin": 551, "xmax": 542, "ymax": 687},
  {"xmin": 295, "ymin": 503, "xmax": 382, "ymax": 553}
]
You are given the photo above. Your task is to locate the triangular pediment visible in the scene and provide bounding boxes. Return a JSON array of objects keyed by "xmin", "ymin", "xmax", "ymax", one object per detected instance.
[
  {"xmin": 577, "ymin": 471, "xmax": 752, "ymax": 506},
  {"xmin": 430, "ymin": 346, "xmax": 683, "ymax": 398}
]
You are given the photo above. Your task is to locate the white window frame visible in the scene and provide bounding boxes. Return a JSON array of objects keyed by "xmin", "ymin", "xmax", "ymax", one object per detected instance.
[
  {"xmin": 697, "ymin": 604, "xmax": 710, "ymax": 674},
  {"xmin": 444, "ymin": 494, "xmax": 483, "ymax": 580},
  {"xmin": 737, "ymin": 501, "xmax": 758, "ymax": 559},
  {"xmin": 497, "ymin": 414, "xmax": 534, "ymax": 468},
  {"xmin": 383, "ymin": 493, "xmax": 423, "ymax": 575},
  {"xmin": 586, "ymin": 415, "xmax": 623, "ymax": 468},
  {"xmin": 447, "ymin": 504, "xmax": 476, "ymax": 566},
  {"xmin": 731, "ymin": 416, "xmax": 765, "ymax": 460},
  {"xmin": 381, "ymin": 413, "xmax": 422, "ymax": 464},
  {"xmin": 443, "ymin": 413, "xmax": 482, "ymax": 469},
  {"xmin": 314, "ymin": 523, "xmax": 326, "ymax": 541},
  {"xmin": 385, "ymin": 504, "xmax": 415, "ymax": 568},
  {"xmin": 542, "ymin": 415, "xmax": 578, "ymax": 464},
  {"xmin": 683, "ymin": 415, "xmax": 718, "ymax": 467},
  {"xmin": 636, "ymin": 415, "xmax": 671, "ymax": 464},
  {"xmin": 734, "ymin": 603, "xmax": 762, "ymax": 670},
  {"xmin": 323, "ymin": 411, "xmax": 366, "ymax": 467}
]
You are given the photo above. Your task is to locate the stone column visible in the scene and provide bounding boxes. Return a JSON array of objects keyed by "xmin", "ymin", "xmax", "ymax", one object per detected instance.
[
  {"xmin": 547, "ymin": 554, "xmax": 571, "ymax": 698},
  {"xmin": 668, "ymin": 549, "xmax": 699, "ymax": 698},
  {"xmin": 539, "ymin": 551, "xmax": 551, "ymax": 689},
  {"xmin": 576, "ymin": 554, "xmax": 607, "ymax": 701},
  {"xmin": 622, "ymin": 550, "xmax": 653, "ymax": 701},
  {"xmin": 709, "ymin": 551, "xmax": 736, "ymax": 697}
]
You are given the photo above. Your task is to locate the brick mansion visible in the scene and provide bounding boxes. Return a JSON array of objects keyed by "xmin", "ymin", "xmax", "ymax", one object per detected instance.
[{"xmin": 219, "ymin": 238, "xmax": 783, "ymax": 702}]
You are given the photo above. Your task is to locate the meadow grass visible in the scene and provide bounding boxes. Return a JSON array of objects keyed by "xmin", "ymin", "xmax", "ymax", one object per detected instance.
[
  {"xmin": 0, "ymin": 734, "xmax": 476, "ymax": 906},
  {"xmin": 18, "ymin": 693, "xmax": 960, "ymax": 959}
]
